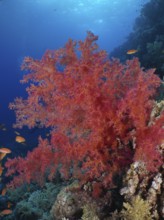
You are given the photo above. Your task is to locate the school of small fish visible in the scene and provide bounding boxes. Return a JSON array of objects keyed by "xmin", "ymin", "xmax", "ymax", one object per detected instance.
[{"xmin": 0, "ymin": 124, "xmax": 27, "ymax": 217}]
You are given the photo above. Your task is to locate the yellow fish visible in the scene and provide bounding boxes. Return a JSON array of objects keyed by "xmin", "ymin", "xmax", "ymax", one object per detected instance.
[
  {"xmin": 0, "ymin": 148, "xmax": 11, "ymax": 161},
  {"xmin": 15, "ymin": 136, "xmax": 26, "ymax": 143},
  {"xmin": 127, "ymin": 49, "xmax": 138, "ymax": 55}
]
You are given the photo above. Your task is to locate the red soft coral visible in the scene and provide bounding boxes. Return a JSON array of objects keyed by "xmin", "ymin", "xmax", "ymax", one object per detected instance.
[
  {"xmin": 5, "ymin": 137, "xmax": 57, "ymax": 187},
  {"xmin": 6, "ymin": 32, "xmax": 164, "ymax": 191}
]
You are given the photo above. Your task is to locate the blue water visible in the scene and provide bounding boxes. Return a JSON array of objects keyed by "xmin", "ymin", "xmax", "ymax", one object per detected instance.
[{"xmin": 0, "ymin": 0, "xmax": 149, "ymax": 150}]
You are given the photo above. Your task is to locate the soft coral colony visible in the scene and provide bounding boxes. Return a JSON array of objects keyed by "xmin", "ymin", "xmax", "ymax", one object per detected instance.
[{"xmin": 5, "ymin": 32, "xmax": 164, "ymax": 195}]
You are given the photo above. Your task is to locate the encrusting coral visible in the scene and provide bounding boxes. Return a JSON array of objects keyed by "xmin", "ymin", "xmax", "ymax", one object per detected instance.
[
  {"xmin": 120, "ymin": 195, "xmax": 152, "ymax": 220},
  {"xmin": 50, "ymin": 182, "xmax": 83, "ymax": 220},
  {"xmin": 120, "ymin": 161, "xmax": 148, "ymax": 199},
  {"xmin": 149, "ymin": 100, "xmax": 164, "ymax": 125},
  {"xmin": 50, "ymin": 181, "xmax": 111, "ymax": 220},
  {"xmin": 81, "ymin": 204, "xmax": 100, "ymax": 220}
]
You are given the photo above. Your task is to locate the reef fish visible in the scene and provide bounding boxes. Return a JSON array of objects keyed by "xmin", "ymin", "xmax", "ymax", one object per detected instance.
[{"xmin": 127, "ymin": 49, "xmax": 138, "ymax": 55}]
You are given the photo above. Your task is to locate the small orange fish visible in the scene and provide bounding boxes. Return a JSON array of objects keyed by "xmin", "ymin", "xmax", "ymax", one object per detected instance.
[
  {"xmin": 1, "ymin": 188, "xmax": 7, "ymax": 196},
  {"xmin": 0, "ymin": 209, "xmax": 12, "ymax": 216},
  {"xmin": 7, "ymin": 202, "xmax": 12, "ymax": 209},
  {"xmin": 0, "ymin": 148, "xmax": 11, "ymax": 154},
  {"xmin": 127, "ymin": 49, "xmax": 138, "ymax": 55},
  {"xmin": 0, "ymin": 166, "xmax": 3, "ymax": 175},
  {"xmin": 0, "ymin": 148, "xmax": 11, "ymax": 161},
  {"xmin": 15, "ymin": 136, "xmax": 26, "ymax": 143}
]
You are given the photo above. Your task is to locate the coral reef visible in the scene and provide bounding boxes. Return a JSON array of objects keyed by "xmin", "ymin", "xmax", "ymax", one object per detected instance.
[
  {"xmin": 3, "ymin": 32, "xmax": 164, "ymax": 220},
  {"xmin": 5, "ymin": 33, "xmax": 164, "ymax": 197}
]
